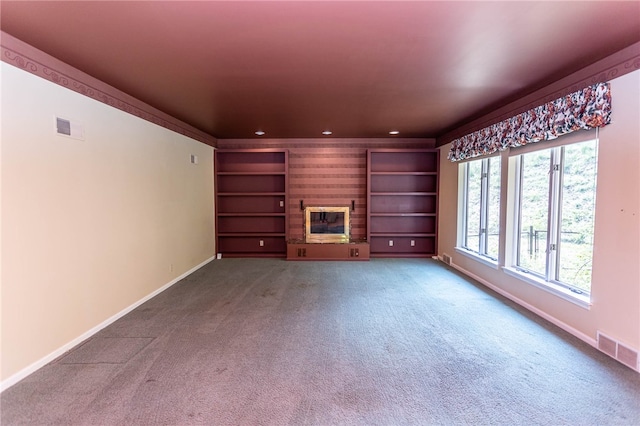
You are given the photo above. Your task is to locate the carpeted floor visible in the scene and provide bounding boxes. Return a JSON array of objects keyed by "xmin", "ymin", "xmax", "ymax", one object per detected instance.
[{"xmin": 2, "ymin": 258, "xmax": 639, "ymax": 425}]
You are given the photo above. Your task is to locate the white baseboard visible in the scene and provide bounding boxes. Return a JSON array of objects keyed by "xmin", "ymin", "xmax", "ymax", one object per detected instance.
[
  {"xmin": 0, "ymin": 255, "xmax": 216, "ymax": 393},
  {"xmin": 446, "ymin": 260, "xmax": 597, "ymax": 348}
]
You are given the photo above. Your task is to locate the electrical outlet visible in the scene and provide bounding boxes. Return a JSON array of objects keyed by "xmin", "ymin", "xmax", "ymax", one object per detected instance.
[
  {"xmin": 411, "ymin": 240, "xmax": 415, "ymax": 247},
  {"xmin": 259, "ymin": 240, "xmax": 264, "ymax": 247},
  {"xmin": 279, "ymin": 200, "xmax": 284, "ymax": 207},
  {"xmin": 389, "ymin": 240, "xmax": 394, "ymax": 247}
]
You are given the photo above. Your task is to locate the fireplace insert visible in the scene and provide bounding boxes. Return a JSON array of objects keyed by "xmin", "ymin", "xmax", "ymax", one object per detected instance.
[{"xmin": 304, "ymin": 206, "xmax": 350, "ymax": 243}]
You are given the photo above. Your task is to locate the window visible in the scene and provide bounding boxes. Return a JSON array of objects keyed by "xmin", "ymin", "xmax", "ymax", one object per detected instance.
[
  {"xmin": 460, "ymin": 156, "xmax": 501, "ymax": 261},
  {"xmin": 513, "ymin": 139, "xmax": 598, "ymax": 295}
]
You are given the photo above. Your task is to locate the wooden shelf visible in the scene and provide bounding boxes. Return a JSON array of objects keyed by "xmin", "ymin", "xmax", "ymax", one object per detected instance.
[
  {"xmin": 370, "ymin": 192, "xmax": 438, "ymax": 196},
  {"xmin": 218, "ymin": 232, "xmax": 286, "ymax": 237},
  {"xmin": 215, "ymin": 149, "xmax": 288, "ymax": 258},
  {"xmin": 370, "ymin": 171, "xmax": 437, "ymax": 176},
  {"xmin": 370, "ymin": 232, "xmax": 436, "ymax": 236},
  {"xmin": 217, "ymin": 213, "xmax": 285, "ymax": 217},
  {"xmin": 367, "ymin": 149, "xmax": 439, "ymax": 257},
  {"xmin": 369, "ymin": 213, "xmax": 436, "ymax": 217},
  {"xmin": 217, "ymin": 192, "xmax": 286, "ymax": 196},
  {"xmin": 217, "ymin": 171, "xmax": 286, "ymax": 175}
]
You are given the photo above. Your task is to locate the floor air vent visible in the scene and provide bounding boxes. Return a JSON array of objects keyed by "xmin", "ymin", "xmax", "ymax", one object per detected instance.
[
  {"xmin": 441, "ymin": 253, "xmax": 452, "ymax": 265},
  {"xmin": 597, "ymin": 332, "xmax": 639, "ymax": 372}
]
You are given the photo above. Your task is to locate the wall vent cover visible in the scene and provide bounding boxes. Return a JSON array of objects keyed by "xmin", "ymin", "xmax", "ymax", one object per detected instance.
[
  {"xmin": 56, "ymin": 118, "xmax": 71, "ymax": 135},
  {"xmin": 597, "ymin": 331, "xmax": 639, "ymax": 372},
  {"xmin": 597, "ymin": 333, "xmax": 617, "ymax": 357},
  {"xmin": 55, "ymin": 116, "xmax": 84, "ymax": 140},
  {"xmin": 617, "ymin": 343, "xmax": 639, "ymax": 370}
]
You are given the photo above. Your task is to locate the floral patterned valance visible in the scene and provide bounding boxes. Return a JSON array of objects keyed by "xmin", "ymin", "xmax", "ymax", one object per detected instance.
[{"xmin": 448, "ymin": 82, "xmax": 611, "ymax": 162}]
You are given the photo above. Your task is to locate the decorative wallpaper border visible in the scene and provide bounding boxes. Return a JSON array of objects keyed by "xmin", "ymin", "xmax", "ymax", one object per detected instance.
[
  {"xmin": 1, "ymin": 31, "xmax": 217, "ymax": 147},
  {"xmin": 437, "ymin": 41, "xmax": 640, "ymax": 146}
]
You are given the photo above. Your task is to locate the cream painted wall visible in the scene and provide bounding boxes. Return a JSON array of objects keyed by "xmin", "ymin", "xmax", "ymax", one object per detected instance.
[
  {"xmin": 1, "ymin": 63, "xmax": 215, "ymax": 382},
  {"xmin": 591, "ymin": 71, "xmax": 640, "ymax": 348},
  {"xmin": 438, "ymin": 70, "xmax": 640, "ymax": 353}
]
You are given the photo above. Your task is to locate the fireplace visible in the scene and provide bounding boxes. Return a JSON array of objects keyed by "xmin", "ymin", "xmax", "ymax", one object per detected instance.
[{"xmin": 305, "ymin": 206, "xmax": 350, "ymax": 243}]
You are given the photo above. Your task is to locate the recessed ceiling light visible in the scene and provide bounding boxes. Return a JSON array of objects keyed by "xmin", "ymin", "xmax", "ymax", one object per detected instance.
[
  {"xmin": 389, "ymin": 130, "xmax": 400, "ymax": 135},
  {"xmin": 322, "ymin": 130, "xmax": 332, "ymax": 135},
  {"xmin": 255, "ymin": 130, "xmax": 265, "ymax": 136}
]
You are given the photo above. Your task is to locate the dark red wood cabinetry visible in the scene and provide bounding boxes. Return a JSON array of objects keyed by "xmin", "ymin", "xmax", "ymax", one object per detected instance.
[
  {"xmin": 215, "ymin": 148, "xmax": 438, "ymax": 259},
  {"xmin": 367, "ymin": 149, "xmax": 439, "ymax": 257},
  {"xmin": 215, "ymin": 150, "xmax": 288, "ymax": 257}
]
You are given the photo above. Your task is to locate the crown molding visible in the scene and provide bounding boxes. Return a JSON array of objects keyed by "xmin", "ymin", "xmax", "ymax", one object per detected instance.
[
  {"xmin": 437, "ymin": 41, "xmax": 640, "ymax": 147},
  {"xmin": 217, "ymin": 138, "xmax": 436, "ymax": 150},
  {"xmin": 1, "ymin": 31, "xmax": 217, "ymax": 147}
]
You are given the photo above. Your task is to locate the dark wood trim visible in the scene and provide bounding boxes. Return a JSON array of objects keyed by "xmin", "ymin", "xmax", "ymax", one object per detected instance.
[
  {"xmin": 1, "ymin": 31, "xmax": 217, "ymax": 147},
  {"xmin": 437, "ymin": 41, "xmax": 640, "ymax": 147},
  {"xmin": 217, "ymin": 138, "xmax": 435, "ymax": 150}
]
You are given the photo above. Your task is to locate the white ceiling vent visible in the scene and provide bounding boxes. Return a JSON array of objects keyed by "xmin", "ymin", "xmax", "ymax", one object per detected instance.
[{"xmin": 55, "ymin": 116, "xmax": 84, "ymax": 140}]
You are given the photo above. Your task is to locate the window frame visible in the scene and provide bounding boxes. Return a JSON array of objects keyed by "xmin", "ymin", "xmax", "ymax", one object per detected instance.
[
  {"xmin": 454, "ymin": 130, "xmax": 598, "ymax": 308},
  {"xmin": 507, "ymin": 136, "xmax": 598, "ymax": 306},
  {"xmin": 457, "ymin": 155, "xmax": 501, "ymax": 266}
]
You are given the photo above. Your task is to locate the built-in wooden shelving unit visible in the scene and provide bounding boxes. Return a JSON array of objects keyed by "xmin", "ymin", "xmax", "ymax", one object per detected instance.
[
  {"xmin": 215, "ymin": 149, "xmax": 288, "ymax": 257},
  {"xmin": 367, "ymin": 149, "xmax": 439, "ymax": 257}
]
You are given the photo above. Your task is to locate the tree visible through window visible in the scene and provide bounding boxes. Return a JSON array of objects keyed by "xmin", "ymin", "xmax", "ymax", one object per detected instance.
[
  {"xmin": 462, "ymin": 156, "xmax": 501, "ymax": 261},
  {"xmin": 514, "ymin": 140, "xmax": 598, "ymax": 294}
]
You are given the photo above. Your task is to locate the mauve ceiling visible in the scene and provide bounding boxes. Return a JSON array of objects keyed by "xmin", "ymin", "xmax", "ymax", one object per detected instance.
[{"xmin": 1, "ymin": 1, "xmax": 639, "ymax": 140}]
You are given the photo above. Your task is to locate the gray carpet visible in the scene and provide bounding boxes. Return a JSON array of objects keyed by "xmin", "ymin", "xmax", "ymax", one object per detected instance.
[{"xmin": 2, "ymin": 258, "xmax": 639, "ymax": 425}]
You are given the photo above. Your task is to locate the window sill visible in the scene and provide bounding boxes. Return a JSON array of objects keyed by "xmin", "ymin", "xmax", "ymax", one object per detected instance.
[
  {"xmin": 502, "ymin": 267, "xmax": 591, "ymax": 309},
  {"xmin": 454, "ymin": 247, "xmax": 499, "ymax": 270}
]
